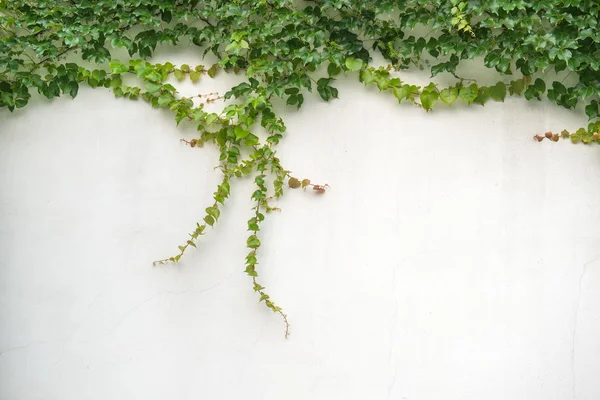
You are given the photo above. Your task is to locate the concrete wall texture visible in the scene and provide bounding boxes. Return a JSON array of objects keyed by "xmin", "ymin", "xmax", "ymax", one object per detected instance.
[{"xmin": 1, "ymin": 50, "xmax": 600, "ymax": 400}]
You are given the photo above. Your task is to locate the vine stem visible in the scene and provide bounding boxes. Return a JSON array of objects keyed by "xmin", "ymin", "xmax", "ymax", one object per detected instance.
[
  {"xmin": 250, "ymin": 169, "xmax": 290, "ymax": 338},
  {"xmin": 252, "ymin": 278, "xmax": 290, "ymax": 338}
]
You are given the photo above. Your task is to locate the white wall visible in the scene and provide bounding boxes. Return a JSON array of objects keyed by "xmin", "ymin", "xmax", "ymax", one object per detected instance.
[{"xmin": 1, "ymin": 50, "xmax": 600, "ymax": 400}]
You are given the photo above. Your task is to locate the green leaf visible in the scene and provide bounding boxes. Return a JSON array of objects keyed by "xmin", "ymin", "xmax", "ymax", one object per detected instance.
[
  {"xmin": 345, "ymin": 57, "xmax": 364, "ymax": 72},
  {"xmin": 440, "ymin": 87, "xmax": 459, "ymax": 105},
  {"xmin": 109, "ymin": 59, "xmax": 129, "ymax": 74},
  {"xmin": 206, "ymin": 206, "xmax": 220, "ymax": 221},
  {"xmin": 489, "ymin": 82, "xmax": 507, "ymax": 102},
  {"xmin": 360, "ymin": 69, "xmax": 375, "ymax": 85},
  {"xmin": 189, "ymin": 71, "xmax": 201, "ymax": 82},
  {"xmin": 234, "ymin": 125, "xmax": 250, "ymax": 139},
  {"xmin": 420, "ymin": 83, "xmax": 438, "ymax": 111},
  {"xmin": 585, "ymin": 101, "xmax": 599, "ymax": 121},
  {"xmin": 259, "ymin": 294, "xmax": 270, "ymax": 302},
  {"xmin": 247, "ymin": 235, "xmax": 261, "ymax": 249},
  {"xmin": 145, "ymin": 81, "xmax": 161, "ymax": 94},
  {"xmin": 473, "ymin": 87, "xmax": 491, "ymax": 105},
  {"xmin": 534, "ymin": 78, "xmax": 546, "ymax": 93},
  {"xmin": 205, "ymin": 113, "xmax": 219, "ymax": 125},
  {"xmin": 509, "ymin": 79, "xmax": 525, "ymax": 96},
  {"xmin": 317, "ymin": 78, "xmax": 338, "ymax": 101},
  {"xmin": 207, "ymin": 64, "xmax": 218, "ymax": 78},
  {"xmin": 145, "ymin": 71, "xmax": 163, "ymax": 83},
  {"xmin": 244, "ymin": 134, "xmax": 259, "ymax": 146},
  {"xmin": 393, "ymin": 85, "xmax": 416, "ymax": 102},
  {"xmin": 459, "ymin": 84, "xmax": 478, "ymax": 104},
  {"xmin": 64, "ymin": 81, "xmax": 79, "ymax": 97},
  {"xmin": 91, "ymin": 69, "xmax": 106, "ymax": 82},
  {"xmin": 204, "ymin": 215, "xmax": 215, "ymax": 226},
  {"xmin": 327, "ymin": 63, "xmax": 341, "ymax": 77},
  {"xmin": 174, "ymin": 69, "xmax": 185, "ymax": 81},
  {"xmin": 158, "ymin": 92, "xmax": 173, "ymax": 106}
]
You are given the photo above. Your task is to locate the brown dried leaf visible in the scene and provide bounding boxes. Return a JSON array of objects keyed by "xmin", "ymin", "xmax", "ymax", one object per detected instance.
[{"xmin": 288, "ymin": 177, "xmax": 301, "ymax": 188}]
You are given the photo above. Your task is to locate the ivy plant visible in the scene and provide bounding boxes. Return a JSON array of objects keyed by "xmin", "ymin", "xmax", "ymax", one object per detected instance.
[{"xmin": 1, "ymin": 0, "xmax": 599, "ymax": 337}]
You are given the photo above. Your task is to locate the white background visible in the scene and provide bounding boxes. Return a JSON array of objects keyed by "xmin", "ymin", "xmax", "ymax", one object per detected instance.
[{"xmin": 1, "ymin": 47, "xmax": 600, "ymax": 400}]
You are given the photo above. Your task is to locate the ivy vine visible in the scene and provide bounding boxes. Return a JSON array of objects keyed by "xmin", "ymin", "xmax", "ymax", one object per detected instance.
[{"xmin": 1, "ymin": 0, "xmax": 599, "ymax": 337}]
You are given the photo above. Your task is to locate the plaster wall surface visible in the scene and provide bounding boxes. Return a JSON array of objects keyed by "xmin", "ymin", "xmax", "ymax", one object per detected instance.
[{"xmin": 1, "ymin": 50, "xmax": 600, "ymax": 400}]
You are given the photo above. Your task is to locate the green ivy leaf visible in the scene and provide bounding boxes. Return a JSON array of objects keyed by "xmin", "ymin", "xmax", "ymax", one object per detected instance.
[
  {"xmin": 489, "ymin": 82, "xmax": 506, "ymax": 102},
  {"xmin": 244, "ymin": 134, "xmax": 259, "ymax": 146},
  {"xmin": 109, "ymin": 59, "xmax": 129, "ymax": 74},
  {"xmin": 585, "ymin": 101, "xmax": 599, "ymax": 121},
  {"xmin": 473, "ymin": 87, "xmax": 491, "ymax": 105},
  {"xmin": 345, "ymin": 57, "xmax": 364, "ymax": 72},
  {"xmin": 206, "ymin": 206, "xmax": 220, "ymax": 221},
  {"xmin": 534, "ymin": 78, "xmax": 546, "ymax": 93},
  {"xmin": 440, "ymin": 87, "xmax": 459, "ymax": 105},
  {"xmin": 393, "ymin": 84, "xmax": 419, "ymax": 102},
  {"xmin": 157, "ymin": 92, "xmax": 173, "ymax": 106},
  {"xmin": 189, "ymin": 71, "xmax": 201, "ymax": 82},
  {"xmin": 204, "ymin": 215, "xmax": 215, "ymax": 226},
  {"xmin": 247, "ymin": 235, "xmax": 261, "ymax": 249},
  {"xmin": 174, "ymin": 69, "xmax": 185, "ymax": 81},
  {"xmin": 360, "ymin": 69, "xmax": 375, "ymax": 85},
  {"xmin": 327, "ymin": 63, "xmax": 341, "ymax": 77},
  {"xmin": 234, "ymin": 125, "xmax": 250, "ymax": 139},
  {"xmin": 420, "ymin": 83, "xmax": 438, "ymax": 111},
  {"xmin": 64, "ymin": 81, "xmax": 78, "ymax": 98},
  {"xmin": 459, "ymin": 84, "xmax": 478, "ymax": 104},
  {"xmin": 509, "ymin": 79, "xmax": 526, "ymax": 96},
  {"xmin": 207, "ymin": 64, "xmax": 218, "ymax": 78},
  {"xmin": 143, "ymin": 81, "xmax": 160, "ymax": 94},
  {"xmin": 205, "ymin": 113, "xmax": 219, "ymax": 126}
]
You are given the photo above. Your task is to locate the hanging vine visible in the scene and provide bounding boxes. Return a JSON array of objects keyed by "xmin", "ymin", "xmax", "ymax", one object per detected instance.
[{"xmin": 1, "ymin": 0, "xmax": 599, "ymax": 337}]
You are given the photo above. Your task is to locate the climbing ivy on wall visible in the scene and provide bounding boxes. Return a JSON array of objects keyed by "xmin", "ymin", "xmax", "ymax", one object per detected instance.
[{"xmin": 1, "ymin": 0, "xmax": 599, "ymax": 337}]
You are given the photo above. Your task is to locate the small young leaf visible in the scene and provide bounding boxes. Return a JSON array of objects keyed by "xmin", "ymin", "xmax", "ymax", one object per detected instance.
[
  {"xmin": 204, "ymin": 215, "xmax": 215, "ymax": 226},
  {"xmin": 206, "ymin": 206, "xmax": 220, "ymax": 221},
  {"xmin": 247, "ymin": 235, "xmax": 261, "ymax": 248}
]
